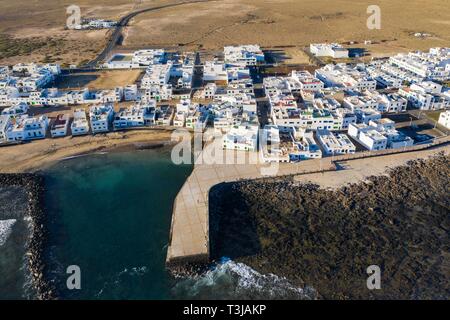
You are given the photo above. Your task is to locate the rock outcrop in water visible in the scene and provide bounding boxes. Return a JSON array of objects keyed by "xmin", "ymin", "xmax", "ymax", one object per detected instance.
[
  {"xmin": 0, "ymin": 174, "xmax": 56, "ymax": 300},
  {"xmin": 209, "ymin": 153, "xmax": 450, "ymax": 299}
]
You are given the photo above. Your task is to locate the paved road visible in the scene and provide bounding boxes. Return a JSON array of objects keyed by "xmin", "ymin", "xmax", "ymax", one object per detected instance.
[{"xmin": 83, "ymin": 0, "xmax": 216, "ymax": 68}]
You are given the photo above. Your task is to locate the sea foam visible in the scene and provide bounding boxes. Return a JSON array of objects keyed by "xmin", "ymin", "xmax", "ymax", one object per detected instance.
[
  {"xmin": 0, "ymin": 219, "xmax": 17, "ymax": 246},
  {"xmin": 172, "ymin": 260, "xmax": 317, "ymax": 300}
]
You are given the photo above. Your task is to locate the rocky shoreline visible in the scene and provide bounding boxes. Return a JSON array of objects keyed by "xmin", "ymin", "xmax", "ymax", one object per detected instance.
[
  {"xmin": 209, "ymin": 153, "xmax": 450, "ymax": 299},
  {"xmin": 0, "ymin": 174, "xmax": 57, "ymax": 300}
]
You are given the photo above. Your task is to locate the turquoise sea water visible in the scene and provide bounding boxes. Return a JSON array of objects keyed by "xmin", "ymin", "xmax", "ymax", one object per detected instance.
[
  {"xmin": 44, "ymin": 148, "xmax": 193, "ymax": 299},
  {"xmin": 0, "ymin": 147, "xmax": 313, "ymax": 300},
  {"xmin": 42, "ymin": 148, "xmax": 313, "ymax": 300}
]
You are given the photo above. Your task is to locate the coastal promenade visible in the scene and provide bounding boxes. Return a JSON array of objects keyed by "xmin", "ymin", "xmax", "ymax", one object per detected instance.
[{"xmin": 166, "ymin": 138, "xmax": 450, "ymax": 266}]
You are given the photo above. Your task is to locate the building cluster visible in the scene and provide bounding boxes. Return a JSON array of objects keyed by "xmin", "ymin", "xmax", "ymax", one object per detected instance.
[
  {"xmin": 73, "ymin": 19, "xmax": 117, "ymax": 30},
  {"xmin": 106, "ymin": 50, "xmax": 196, "ymax": 102},
  {"xmin": 198, "ymin": 46, "xmax": 263, "ymax": 152},
  {"xmin": 0, "ymin": 100, "xmax": 175, "ymax": 142},
  {"xmin": 348, "ymin": 119, "xmax": 413, "ymax": 151},
  {"xmin": 0, "ymin": 62, "xmax": 131, "ymax": 107},
  {"xmin": 0, "ymin": 44, "xmax": 448, "ymax": 161},
  {"xmin": 257, "ymin": 47, "xmax": 450, "ymax": 161},
  {"xmin": 0, "ymin": 63, "xmax": 61, "ymax": 105}
]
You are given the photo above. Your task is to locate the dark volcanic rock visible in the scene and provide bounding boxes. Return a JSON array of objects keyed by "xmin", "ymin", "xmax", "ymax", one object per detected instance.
[
  {"xmin": 0, "ymin": 173, "xmax": 57, "ymax": 300},
  {"xmin": 209, "ymin": 153, "xmax": 450, "ymax": 299}
]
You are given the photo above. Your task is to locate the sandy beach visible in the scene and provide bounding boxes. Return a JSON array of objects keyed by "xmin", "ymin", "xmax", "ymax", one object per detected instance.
[{"xmin": 0, "ymin": 129, "xmax": 175, "ymax": 173}]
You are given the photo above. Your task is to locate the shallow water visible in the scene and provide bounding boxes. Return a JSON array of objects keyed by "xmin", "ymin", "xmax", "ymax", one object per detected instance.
[{"xmin": 44, "ymin": 148, "xmax": 192, "ymax": 299}]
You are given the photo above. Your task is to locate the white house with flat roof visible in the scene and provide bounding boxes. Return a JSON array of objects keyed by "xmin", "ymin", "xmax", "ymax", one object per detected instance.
[
  {"xmin": 50, "ymin": 114, "xmax": 70, "ymax": 138},
  {"xmin": 1, "ymin": 102, "xmax": 29, "ymax": 117},
  {"xmin": 310, "ymin": 43, "xmax": 349, "ymax": 59},
  {"xmin": 348, "ymin": 123, "xmax": 387, "ymax": 151},
  {"xmin": 348, "ymin": 120, "xmax": 413, "ymax": 150},
  {"xmin": 316, "ymin": 130, "xmax": 356, "ymax": 155},
  {"xmin": 89, "ymin": 104, "xmax": 114, "ymax": 133},
  {"xmin": 71, "ymin": 109, "xmax": 89, "ymax": 136},
  {"xmin": 223, "ymin": 123, "xmax": 259, "ymax": 152},
  {"xmin": 203, "ymin": 61, "xmax": 228, "ymax": 85},
  {"xmin": 113, "ymin": 103, "xmax": 156, "ymax": 129},
  {"xmin": 315, "ymin": 64, "xmax": 377, "ymax": 91},
  {"xmin": 224, "ymin": 45, "xmax": 265, "ymax": 66},
  {"xmin": 6, "ymin": 115, "xmax": 49, "ymax": 141}
]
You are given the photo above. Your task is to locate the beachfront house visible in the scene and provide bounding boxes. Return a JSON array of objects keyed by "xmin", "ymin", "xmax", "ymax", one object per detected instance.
[
  {"xmin": 6, "ymin": 115, "xmax": 49, "ymax": 141},
  {"xmin": 71, "ymin": 109, "xmax": 90, "ymax": 136},
  {"xmin": 113, "ymin": 102, "xmax": 156, "ymax": 130},
  {"xmin": 89, "ymin": 104, "xmax": 114, "ymax": 134},
  {"xmin": 50, "ymin": 114, "xmax": 70, "ymax": 138}
]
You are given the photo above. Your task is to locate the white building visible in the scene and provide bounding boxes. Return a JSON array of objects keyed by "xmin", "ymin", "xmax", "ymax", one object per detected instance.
[
  {"xmin": 222, "ymin": 123, "xmax": 259, "ymax": 152},
  {"xmin": 132, "ymin": 49, "xmax": 165, "ymax": 66},
  {"xmin": 316, "ymin": 130, "xmax": 356, "ymax": 155},
  {"xmin": 6, "ymin": 115, "xmax": 49, "ymax": 141},
  {"xmin": 348, "ymin": 123, "xmax": 387, "ymax": 151},
  {"xmin": 50, "ymin": 114, "xmax": 70, "ymax": 138},
  {"xmin": 89, "ymin": 104, "xmax": 114, "ymax": 133},
  {"xmin": 290, "ymin": 70, "xmax": 324, "ymax": 91},
  {"xmin": 310, "ymin": 43, "xmax": 349, "ymax": 59},
  {"xmin": 348, "ymin": 119, "xmax": 413, "ymax": 150},
  {"xmin": 203, "ymin": 61, "xmax": 228, "ymax": 84},
  {"xmin": 224, "ymin": 45, "xmax": 265, "ymax": 66},
  {"xmin": 141, "ymin": 63, "xmax": 172, "ymax": 88},
  {"xmin": 354, "ymin": 108, "xmax": 382, "ymax": 124},
  {"xmin": 123, "ymin": 85, "xmax": 139, "ymax": 101},
  {"xmin": 389, "ymin": 48, "xmax": 450, "ymax": 81},
  {"xmin": 316, "ymin": 64, "xmax": 377, "ymax": 91},
  {"xmin": 71, "ymin": 109, "xmax": 90, "ymax": 136},
  {"xmin": 260, "ymin": 126, "xmax": 322, "ymax": 163},
  {"xmin": 113, "ymin": 102, "xmax": 156, "ymax": 129},
  {"xmin": 438, "ymin": 110, "xmax": 450, "ymax": 129},
  {"xmin": 1, "ymin": 102, "xmax": 29, "ymax": 117}
]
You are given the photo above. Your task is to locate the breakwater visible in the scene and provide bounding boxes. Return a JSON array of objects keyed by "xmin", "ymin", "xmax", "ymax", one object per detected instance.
[{"xmin": 0, "ymin": 174, "xmax": 56, "ymax": 300}]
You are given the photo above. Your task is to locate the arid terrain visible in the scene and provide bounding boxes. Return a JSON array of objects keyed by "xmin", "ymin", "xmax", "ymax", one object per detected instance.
[{"xmin": 1, "ymin": 0, "xmax": 449, "ymax": 65}]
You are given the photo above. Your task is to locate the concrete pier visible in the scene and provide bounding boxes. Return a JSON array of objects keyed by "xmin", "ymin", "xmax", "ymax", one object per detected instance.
[
  {"xmin": 166, "ymin": 137, "xmax": 450, "ymax": 266},
  {"xmin": 165, "ymin": 138, "xmax": 335, "ymax": 265}
]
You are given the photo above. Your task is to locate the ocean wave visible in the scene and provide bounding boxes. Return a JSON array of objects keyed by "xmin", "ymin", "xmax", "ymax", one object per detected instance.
[
  {"xmin": 0, "ymin": 219, "xmax": 16, "ymax": 246},
  {"xmin": 171, "ymin": 259, "xmax": 317, "ymax": 300}
]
